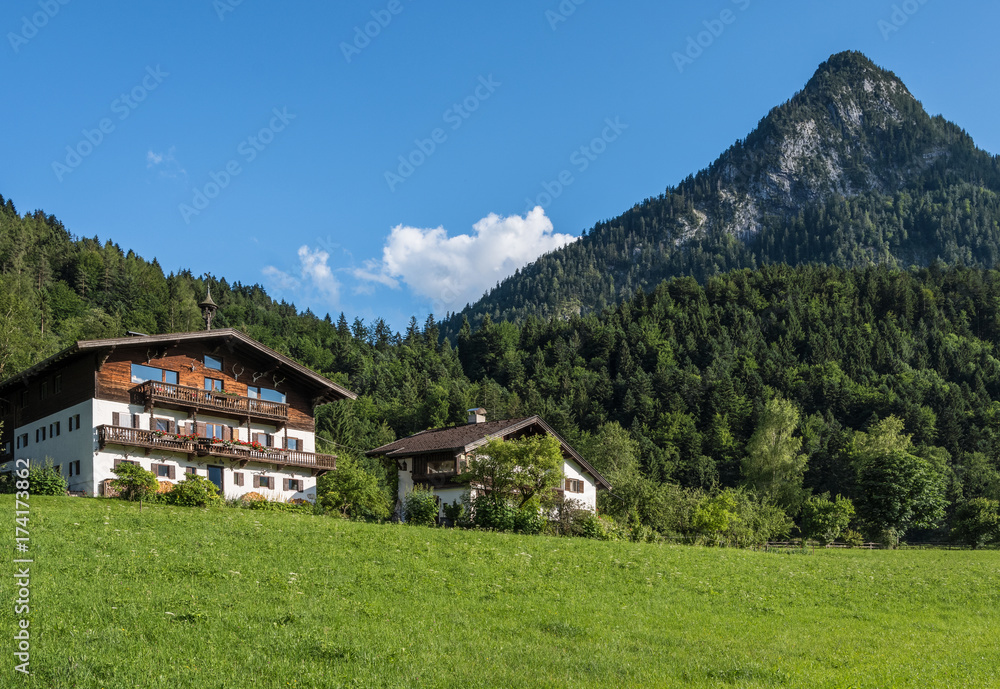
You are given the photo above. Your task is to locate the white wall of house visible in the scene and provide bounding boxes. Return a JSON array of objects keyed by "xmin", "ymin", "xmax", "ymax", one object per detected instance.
[
  {"xmin": 563, "ymin": 456, "xmax": 598, "ymax": 511},
  {"xmin": 4, "ymin": 399, "xmax": 95, "ymax": 492}
]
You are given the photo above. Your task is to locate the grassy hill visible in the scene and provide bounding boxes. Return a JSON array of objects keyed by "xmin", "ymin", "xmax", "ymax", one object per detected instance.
[{"xmin": 7, "ymin": 496, "xmax": 1000, "ymax": 688}]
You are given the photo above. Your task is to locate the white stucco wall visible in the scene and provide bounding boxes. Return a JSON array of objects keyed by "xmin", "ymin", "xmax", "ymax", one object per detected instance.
[{"xmin": 562, "ymin": 456, "xmax": 598, "ymax": 511}]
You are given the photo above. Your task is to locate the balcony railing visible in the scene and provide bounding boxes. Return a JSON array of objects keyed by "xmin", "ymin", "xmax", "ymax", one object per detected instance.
[
  {"xmin": 130, "ymin": 381, "xmax": 289, "ymax": 423},
  {"xmin": 97, "ymin": 425, "xmax": 336, "ymax": 471}
]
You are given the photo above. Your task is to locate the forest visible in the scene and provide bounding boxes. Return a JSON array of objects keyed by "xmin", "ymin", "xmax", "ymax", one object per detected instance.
[{"xmin": 3, "ymin": 191, "xmax": 1000, "ymax": 544}]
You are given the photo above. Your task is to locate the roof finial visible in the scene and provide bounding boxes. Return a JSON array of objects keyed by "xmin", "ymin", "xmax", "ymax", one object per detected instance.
[{"xmin": 199, "ymin": 284, "xmax": 218, "ymax": 331}]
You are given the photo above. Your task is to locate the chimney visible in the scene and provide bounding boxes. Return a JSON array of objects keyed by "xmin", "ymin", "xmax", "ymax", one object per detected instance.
[{"xmin": 467, "ymin": 408, "xmax": 487, "ymax": 424}]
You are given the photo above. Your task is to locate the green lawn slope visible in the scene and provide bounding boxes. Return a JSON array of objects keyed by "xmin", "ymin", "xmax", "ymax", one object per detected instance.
[{"xmin": 4, "ymin": 496, "xmax": 999, "ymax": 688}]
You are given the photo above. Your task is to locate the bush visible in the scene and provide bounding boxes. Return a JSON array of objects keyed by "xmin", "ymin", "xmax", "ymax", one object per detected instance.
[
  {"xmin": 316, "ymin": 454, "xmax": 390, "ymax": 521},
  {"xmin": 513, "ymin": 502, "xmax": 546, "ymax": 535},
  {"xmin": 800, "ymin": 493, "xmax": 855, "ymax": 545},
  {"xmin": 442, "ymin": 500, "xmax": 465, "ymax": 526},
  {"xmin": 403, "ymin": 486, "xmax": 438, "ymax": 526},
  {"xmin": 165, "ymin": 474, "xmax": 221, "ymax": 507},
  {"xmin": 29, "ymin": 459, "xmax": 69, "ymax": 496},
  {"xmin": 841, "ymin": 528, "xmax": 865, "ymax": 547},
  {"xmin": 577, "ymin": 513, "xmax": 624, "ymax": 541},
  {"xmin": 950, "ymin": 498, "xmax": 1000, "ymax": 548},
  {"xmin": 549, "ymin": 495, "xmax": 592, "ymax": 536},
  {"xmin": 470, "ymin": 494, "xmax": 515, "ymax": 532},
  {"xmin": 110, "ymin": 462, "xmax": 158, "ymax": 502}
]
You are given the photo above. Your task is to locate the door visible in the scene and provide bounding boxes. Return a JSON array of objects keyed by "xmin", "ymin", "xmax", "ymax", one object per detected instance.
[{"xmin": 208, "ymin": 466, "xmax": 224, "ymax": 493}]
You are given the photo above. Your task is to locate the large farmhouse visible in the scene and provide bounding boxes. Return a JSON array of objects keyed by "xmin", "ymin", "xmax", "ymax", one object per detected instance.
[
  {"xmin": 0, "ymin": 310, "xmax": 355, "ymax": 501},
  {"xmin": 367, "ymin": 409, "xmax": 611, "ymax": 520}
]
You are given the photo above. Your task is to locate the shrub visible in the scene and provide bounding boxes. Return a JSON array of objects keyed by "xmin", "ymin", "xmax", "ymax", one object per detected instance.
[
  {"xmin": 403, "ymin": 486, "xmax": 438, "ymax": 526},
  {"xmin": 950, "ymin": 498, "xmax": 1000, "ymax": 548},
  {"xmin": 442, "ymin": 500, "xmax": 465, "ymax": 526},
  {"xmin": 841, "ymin": 528, "xmax": 865, "ymax": 547},
  {"xmin": 549, "ymin": 495, "xmax": 592, "ymax": 536},
  {"xmin": 316, "ymin": 454, "xmax": 390, "ymax": 520},
  {"xmin": 800, "ymin": 493, "xmax": 855, "ymax": 545},
  {"xmin": 470, "ymin": 494, "xmax": 516, "ymax": 532},
  {"xmin": 29, "ymin": 459, "xmax": 69, "ymax": 496},
  {"xmin": 165, "ymin": 474, "xmax": 221, "ymax": 507},
  {"xmin": 110, "ymin": 462, "xmax": 158, "ymax": 502},
  {"xmin": 513, "ymin": 502, "xmax": 545, "ymax": 535}
]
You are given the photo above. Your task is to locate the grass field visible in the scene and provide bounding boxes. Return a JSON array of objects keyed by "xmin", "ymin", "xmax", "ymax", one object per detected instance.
[{"xmin": 4, "ymin": 496, "xmax": 999, "ymax": 688}]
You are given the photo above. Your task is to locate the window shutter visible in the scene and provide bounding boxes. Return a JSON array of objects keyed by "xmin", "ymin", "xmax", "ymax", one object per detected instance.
[
  {"xmin": 283, "ymin": 478, "xmax": 289, "ymax": 491},
  {"xmin": 253, "ymin": 475, "xmax": 260, "ymax": 488},
  {"xmin": 196, "ymin": 422, "xmax": 207, "ymax": 437},
  {"xmin": 282, "ymin": 437, "xmax": 288, "ymax": 449},
  {"xmin": 235, "ymin": 472, "xmax": 243, "ymax": 487},
  {"xmin": 223, "ymin": 425, "xmax": 232, "ymax": 441},
  {"xmin": 168, "ymin": 465, "xmax": 176, "ymax": 480},
  {"xmin": 132, "ymin": 414, "xmax": 140, "ymax": 429},
  {"xmin": 112, "ymin": 411, "xmax": 120, "ymax": 427},
  {"xmin": 168, "ymin": 419, "xmax": 176, "ymax": 434}
]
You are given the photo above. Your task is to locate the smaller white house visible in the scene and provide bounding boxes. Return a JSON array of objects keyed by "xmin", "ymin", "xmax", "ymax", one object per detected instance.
[{"xmin": 367, "ymin": 409, "xmax": 611, "ymax": 521}]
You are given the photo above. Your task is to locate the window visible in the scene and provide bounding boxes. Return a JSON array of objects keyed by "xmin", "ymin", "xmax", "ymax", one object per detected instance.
[
  {"xmin": 54, "ymin": 374, "xmax": 62, "ymax": 394},
  {"xmin": 40, "ymin": 380, "xmax": 48, "ymax": 400},
  {"xmin": 283, "ymin": 478, "xmax": 303, "ymax": 492},
  {"xmin": 112, "ymin": 458, "xmax": 138, "ymax": 471},
  {"xmin": 131, "ymin": 364, "xmax": 179, "ymax": 385},
  {"xmin": 3, "ymin": 442, "xmax": 11, "ymax": 455},
  {"xmin": 234, "ymin": 472, "xmax": 244, "ymax": 487},
  {"xmin": 152, "ymin": 463, "xmax": 175, "ymax": 479},
  {"xmin": 285, "ymin": 437, "xmax": 300, "ymax": 451},
  {"xmin": 154, "ymin": 418, "xmax": 171, "ymax": 433},
  {"xmin": 565, "ymin": 478, "xmax": 584, "ymax": 494},
  {"xmin": 205, "ymin": 423, "xmax": 225, "ymax": 440},
  {"xmin": 204, "ymin": 355, "xmax": 222, "ymax": 371},
  {"xmin": 185, "ymin": 466, "xmax": 198, "ymax": 476},
  {"xmin": 252, "ymin": 433, "xmax": 272, "ymax": 447},
  {"xmin": 255, "ymin": 475, "xmax": 273, "ymax": 489},
  {"xmin": 18, "ymin": 433, "xmax": 28, "ymax": 448},
  {"xmin": 247, "ymin": 386, "xmax": 286, "ymax": 404},
  {"xmin": 54, "ymin": 464, "xmax": 61, "ymax": 475},
  {"xmin": 69, "ymin": 461, "xmax": 82, "ymax": 477},
  {"xmin": 425, "ymin": 458, "xmax": 455, "ymax": 475},
  {"xmin": 69, "ymin": 414, "xmax": 81, "ymax": 431},
  {"xmin": 20, "ymin": 390, "xmax": 28, "ymax": 408},
  {"xmin": 204, "ymin": 377, "xmax": 224, "ymax": 392}
]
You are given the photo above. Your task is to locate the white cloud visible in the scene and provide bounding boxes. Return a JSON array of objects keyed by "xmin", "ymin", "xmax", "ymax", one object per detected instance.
[
  {"xmin": 353, "ymin": 207, "xmax": 577, "ymax": 311},
  {"xmin": 146, "ymin": 146, "xmax": 186, "ymax": 179},
  {"xmin": 262, "ymin": 246, "xmax": 341, "ymax": 304}
]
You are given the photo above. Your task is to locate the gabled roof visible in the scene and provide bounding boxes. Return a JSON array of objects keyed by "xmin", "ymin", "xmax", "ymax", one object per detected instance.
[
  {"xmin": 367, "ymin": 415, "xmax": 612, "ymax": 489},
  {"xmin": 0, "ymin": 328, "xmax": 356, "ymax": 403}
]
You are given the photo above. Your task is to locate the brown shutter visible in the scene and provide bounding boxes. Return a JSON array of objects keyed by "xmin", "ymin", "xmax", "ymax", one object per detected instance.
[
  {"xmin": 132, "ymin": 414, "xmax": 140, "ymax": 429},
  {"xmin": 282, "ymin": 478, "xmax": 289, "ymax": 491},
  {"xmin": 282, "ymin": 437, "xmax": 288, "ymax": 449},
  {"xmin": 168, "ymin": 465, "xmax": 176, "ymax": 480},
  {"xmin": 223, "ymin": 426, "xmax": 232, "ymax": 441},
  {"xmin": 253, "ymin": 474, "xmax": 260, "ymax": 488},
  {"xmin": 195, "ymin": 422, "xmax": 207, "ymax": 436},
  {"xmin": 235, "ymin": 472, "xmax": 243, "ymax": 487},
  {"xmin": 168, "ymin": 419, "xmax": 176, "ymax": 434},
  {"xmin": 112, "ymin": 411, "xmax": 120, "ymax": 427}
]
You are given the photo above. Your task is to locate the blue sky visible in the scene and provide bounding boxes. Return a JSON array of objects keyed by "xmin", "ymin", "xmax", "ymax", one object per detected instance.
[{"xmin": 2, "ymin": 0, "xmax": 998, "ymax": 330}]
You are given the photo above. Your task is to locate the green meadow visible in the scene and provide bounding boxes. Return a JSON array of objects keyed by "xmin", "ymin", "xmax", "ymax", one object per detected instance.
[{"xmin": 4, "ymin": 496, "xmax": 999, "ymax": 688}]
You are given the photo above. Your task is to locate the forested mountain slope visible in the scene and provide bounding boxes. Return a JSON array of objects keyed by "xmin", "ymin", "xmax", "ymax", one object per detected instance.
[
  {"xmin": 3, "ymin": 193, "xmax": 1000, "ymax": 535},
  {"xmin": 444, "ymin": 51, "xmax": 1000, "ymax": 335}
]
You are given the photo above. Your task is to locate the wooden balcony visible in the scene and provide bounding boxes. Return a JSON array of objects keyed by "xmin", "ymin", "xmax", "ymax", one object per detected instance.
[
  {"xmin": 97, "ymin": 425, "xmax": 336, "ymax": 473},
  {"xmin": 130, "ymin": 380, "xmax": 289, "ymax": 424}
]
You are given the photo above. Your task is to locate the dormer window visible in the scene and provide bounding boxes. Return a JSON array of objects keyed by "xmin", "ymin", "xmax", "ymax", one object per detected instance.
[{"xmin": 204, "ymin": 355, "xmax": 222, "ymax": 371}]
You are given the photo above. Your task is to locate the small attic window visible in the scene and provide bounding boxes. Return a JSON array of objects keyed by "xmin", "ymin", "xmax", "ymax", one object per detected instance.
[{"xmin": 204, "ymin": 355, "xmax": 222, "ymax": 371}]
